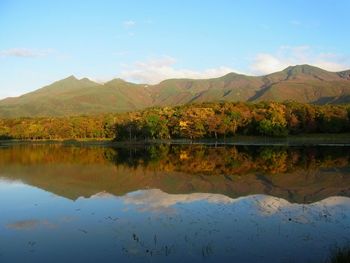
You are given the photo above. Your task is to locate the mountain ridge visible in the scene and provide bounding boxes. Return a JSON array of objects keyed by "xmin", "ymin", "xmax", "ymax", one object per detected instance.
[{"xmin": 1, "ymin": 64, "xmax": 350, "ymax": 118}]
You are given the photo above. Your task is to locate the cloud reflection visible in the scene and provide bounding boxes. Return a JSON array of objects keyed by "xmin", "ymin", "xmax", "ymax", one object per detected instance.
[
  {"xmin": 122, "ymin": 189, "xmax": 236, "ymax": 212},
  {"xmin": 118, "ymin": 189, "xmax": 350, "ymax": 216}
]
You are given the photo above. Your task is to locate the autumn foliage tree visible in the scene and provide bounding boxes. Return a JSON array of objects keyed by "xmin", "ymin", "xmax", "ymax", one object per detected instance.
[{"xmin": 0, "ymin": 101, "xmax": 349, "ymax": 141}]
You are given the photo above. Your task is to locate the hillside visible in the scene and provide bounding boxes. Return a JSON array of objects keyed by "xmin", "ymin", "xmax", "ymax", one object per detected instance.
[
  {"xmin": 1, "ymin": 64, "xmax": 350, "ymax": 117},
  {"xmin": 0, "ymin": 76, "xmax": 153, "ymax": 117}
]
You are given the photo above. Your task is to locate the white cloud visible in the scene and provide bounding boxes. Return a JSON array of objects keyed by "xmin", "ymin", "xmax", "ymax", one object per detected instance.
[
  {"xmin": 120, "ymin": 56, "xmax": 237, "ymax": 84},
  {"xmin": 250, "ymin": 46, "xmax": 349, "ymax": 75},
  {"xmin": 252, "ymin": 53, "xmax": 284, "ymax": 75},
  {"xmin": 0, "ymin": 48, "xmax": 54, "ymax": 58},
  {"xmin": 123, "ymin": 20, "xmax": 136, "ymax": 28}
]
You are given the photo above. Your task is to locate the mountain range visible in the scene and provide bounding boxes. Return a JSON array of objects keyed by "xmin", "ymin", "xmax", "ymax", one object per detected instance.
[{"xmin": 1, "ymin": 64, "xmax": 350, "ymax": 118}]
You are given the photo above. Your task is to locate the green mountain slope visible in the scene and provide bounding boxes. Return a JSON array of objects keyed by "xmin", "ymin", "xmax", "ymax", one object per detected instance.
[
  {"xmin": 255, "ymin": 65, "xmax": 350, "ymax": 103},
  {"xmin": 1, "ymin": 65, "xmax": 350, "ymax": 117},
  {"xmin": 151, "ymin": 72, "xmax": 265, "ymax": 105},
  {"xmin": 0, "ymin": 76, "xmax": 152, "ymax": 117},
  {"xmin": 150, "ymin": 65, "xmax": 350, "ymax": 106}
]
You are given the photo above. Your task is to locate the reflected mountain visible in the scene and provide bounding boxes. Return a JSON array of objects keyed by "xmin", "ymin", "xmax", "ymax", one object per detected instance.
[
  {"xmin": 121, "ymin": 189, "xmax": 235, "ymax": 212},
  {"xmin": 0, "ymin": 144, "xmax": 349, "ymax": 203},
  {"xmin": 2, "ymin": 181, "xmax": 350, "ymax": 263},
  {"xmin": 119, "ymin": 188, "xmax": 350, "ymax": 215}
]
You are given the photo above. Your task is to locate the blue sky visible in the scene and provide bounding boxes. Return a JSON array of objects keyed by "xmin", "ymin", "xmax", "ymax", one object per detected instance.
[{"xmin": 1, "ymin": 0, "xmax": 350, "ymax": 98}]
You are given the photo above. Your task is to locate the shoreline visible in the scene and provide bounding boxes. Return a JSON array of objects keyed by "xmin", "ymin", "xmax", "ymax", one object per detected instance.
[{"xmin": 1, "ymin": 133, "xmax": 350, "ymax": 147}]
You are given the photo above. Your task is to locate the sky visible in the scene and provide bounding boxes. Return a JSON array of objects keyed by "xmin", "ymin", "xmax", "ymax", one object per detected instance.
[{"xmin": 0, "ymin": 0, "xmax": 350, "ymax": 99}]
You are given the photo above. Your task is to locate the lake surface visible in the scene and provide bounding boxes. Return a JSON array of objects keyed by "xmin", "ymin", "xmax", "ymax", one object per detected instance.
[{"xmin": 0, "ymin": 144, "xmax": 350, "ymax": 263}]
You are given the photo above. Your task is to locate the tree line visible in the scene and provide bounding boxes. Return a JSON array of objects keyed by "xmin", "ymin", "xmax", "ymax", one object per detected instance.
[
  {"xmin": 0, "ymin": 101, "xmax": 349, "ymax": 140},
  {"xmin": 0, "ymin": 115, "xmax": 116, "ymax": 140},
  {"xmin": 116, "ymin": 101, "xmax": 350, "ymax": 140},
  {"xmin": 1, "ymin": 144, "xmax": 349, "ymax": 176},
  {"xmin": 107, "ymin": 144, "xmax": 350, "ymax": 175}
]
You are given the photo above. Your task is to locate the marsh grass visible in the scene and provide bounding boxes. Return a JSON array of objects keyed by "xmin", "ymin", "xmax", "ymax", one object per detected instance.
[{"xmin": 326, "ymin": 246, "xmax": 350, "ymax": 263}]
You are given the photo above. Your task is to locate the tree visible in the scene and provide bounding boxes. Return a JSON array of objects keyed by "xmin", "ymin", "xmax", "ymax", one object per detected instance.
[
  {"xmin": 317, "ymin": 106, "xmax": 348, "ymax": 133},
  {"xmin": 256, "ymin": 103, "xmax": 288, "ymax": 137},
  {"xmin": 144, "ymin": 114, "xmax": 169, "ymax": 139}
]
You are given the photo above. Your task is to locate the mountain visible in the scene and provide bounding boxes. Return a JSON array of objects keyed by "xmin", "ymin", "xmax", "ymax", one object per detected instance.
[
  {"xmin": 0, "ymin": 76, "xmax": 152, "ymax": 117},
  {"xmin": 1, "ymin": 64, "xmax": 350, "ymax": 117}
]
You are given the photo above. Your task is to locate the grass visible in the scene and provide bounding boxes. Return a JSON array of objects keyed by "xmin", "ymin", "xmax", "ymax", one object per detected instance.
[
  {"xmin": 1, "ymin": 133, "xmax": 350, "ymax": 147},
  {"xmin": 326, "ymin": 246, "xmax": 350, "ymax": 263}
]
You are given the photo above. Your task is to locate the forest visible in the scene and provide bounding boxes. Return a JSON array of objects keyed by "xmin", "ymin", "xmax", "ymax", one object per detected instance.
[{"xmin": 0, "ymin": 101, "xmax": 349, "ymax": 141}]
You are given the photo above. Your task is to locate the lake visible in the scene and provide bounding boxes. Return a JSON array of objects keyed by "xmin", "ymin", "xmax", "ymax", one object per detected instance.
[{"xmin": 0, "ymin": 144, "xmax": 350, "ymax": 263}]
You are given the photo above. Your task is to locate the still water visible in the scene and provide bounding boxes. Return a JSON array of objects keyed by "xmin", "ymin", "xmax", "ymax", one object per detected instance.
[{"xmin": 0, "ymin": 144, "xmax": 350, "ymax": 263}]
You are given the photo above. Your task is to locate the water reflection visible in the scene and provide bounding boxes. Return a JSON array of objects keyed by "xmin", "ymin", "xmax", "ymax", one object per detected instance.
[
  {"xmin": 0, "ymin": 144, "xmax": 349, "ymax": 202},
  {"xmin": 0, "ymin": 144, "xmax": 350, "ymax": 262},
  {"xmin": 0, "ymin": 182, "xmax": 350, "ymax": 263}
]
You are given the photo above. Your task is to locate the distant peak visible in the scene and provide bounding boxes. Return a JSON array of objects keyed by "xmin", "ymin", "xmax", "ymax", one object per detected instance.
[
  {"xmin": 282, "ymin": 64, "xmax": 331, "ymax": 77},
  {"xmin": 51, "ymin": 75, "xmax": 79, "ymax": 84},
  {"xmin": 49, "ymin": 75, "xmax": 79, "ymax": 85},
  {"xmin": 221, "ymin": 72, "xmax": 245, "ymax": 79},
  {"xmin": 58, "ymin": 75, "xmax": 99, "ymax": 84},
  {"xmin": 283, "ymin": 64, "xmax": 317, "ymax": 71},
  {"xmin": 222, "ymin": 72, "xmax": 241, "ymax": 77},
  {"xmin": 283, "ymin": 64, "xmax": 326, "ymax": 72},
  {"xmin": 65, "ymin": 75, "xmax": 78, "ymax": 80},
  {"xmin": 105, "ymin": 78, "xmax": 128, "ymax": 85},
  {"xmin": 111, "ymin": 78, "xmax": 126, "ymax": 82},
  {"xmin": 103, "ymin": 78, "xmax": 138, "ymax": 87}
]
